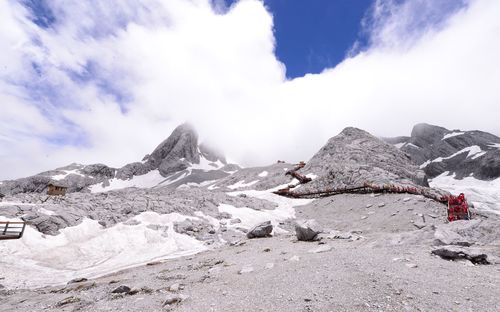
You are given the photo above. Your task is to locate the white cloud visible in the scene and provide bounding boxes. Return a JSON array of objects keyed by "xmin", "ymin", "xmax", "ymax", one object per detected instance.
[{"xmin": 0, "ymin": 0, "xmax": 499, "ymax": 180}]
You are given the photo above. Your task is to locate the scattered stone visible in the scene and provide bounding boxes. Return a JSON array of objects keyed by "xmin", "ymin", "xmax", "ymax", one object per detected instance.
[
  {"xmin": 108, "ymin": 280, "xmax": 119, "ymax": 284},
  {"xmin": 246, "ymin": 221, "xmax": 273, "ymax": 239},
  {"xmin": 295, "ymin": 219, "xmax": 322, "ymax": 241},
  {"xmin": 238, "ymin": 266, "xmax": 254, "ymax": 274},
  {"xmin": 432, "ymin": 247, "xmax": 490, "ymax": 264},
  {"xmin": 146, "ymin": 261, "xmax": 162, "ymax": 266},
  {"xmin": 263, "ymin": 248, "xmax": 271, "ymax": 252},
  {"xmin": 361, "ymin": 216, "xmax": 368, "ymax": 220},
  {"xmin": 56, "ymin": 296, "xmax": 81, "ymax": 307},
  {"xmin": 406, "ymin": 263, "xmax": 418, "ymax": 268},
  {"xmin": 366, "ymin": 204, "xmax": 373, "ymax": 208},
  {"xmin": 230, "ymin": 240, "xmax": 246, "ymax": 247},
  {"xmin": 127, "ymin": 288, "xmax": 140, "ymax": 295},
  {"xmin": 427, "ymin": 213, "xmax": 438, "ymax": 219},
  {"xmin": 230, "ymin": 218, "xmax": 242, "ymax": 224},
  {"xmin": 168, "ymin": 283, "xmax": 180, "ymax": 292},
  {"xmin": 265, "ymin": 263, "xmax": 274, "ymax": 269},
  {"xmin": 403, "ymin": 198, "xmax": 411, "ymax": 202},
  {"xmin": 333, "ymin": 232, "xmax": 352, "ymax": 240},
  {"xmin": 289, "ymin": 255, "xmax": 300, "ymax": 262},
  {"xmin": 157, "ymin": 273, "xmax": 188, "ymax": 281},
  {"xmin": 208, "ymin": 229, "xmax": 216, "ymax": 234},
  {"xmin": 378, "ymin": 203, "xmax": 386, "ymax": 208},
  {"xmin": 218, "ymin": 212, "xmax": 232, "ymax": 219},
  {"xmin": 67, "ymin": 277, "xmax": 88, "ymax": 284},
  {"xmin": 163, "ymin": 294, "xmax": 188, "ymax": 306},
  {"xmin": 308, "ymin": 245, "xmax": 333, "ymax": 253},
  {"xmin": 111, "ymin": 285, "xmax": 131, "ymax": 294}
]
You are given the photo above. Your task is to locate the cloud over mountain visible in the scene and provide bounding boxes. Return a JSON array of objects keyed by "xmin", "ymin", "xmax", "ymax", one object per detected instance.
[{"xmin": 1, "ymin": 0, "xmax": 499, "ymax": 179}]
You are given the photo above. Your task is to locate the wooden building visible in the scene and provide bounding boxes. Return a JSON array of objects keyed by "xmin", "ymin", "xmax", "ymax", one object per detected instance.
[{"xmin": 47, "ymin": 183, "xmax": 67, "ymax": 196}]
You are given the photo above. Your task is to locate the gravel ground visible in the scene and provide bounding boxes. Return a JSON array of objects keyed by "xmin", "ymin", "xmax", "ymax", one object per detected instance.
[{"xmin": 1, "ymin": 193, "xmax": 499, "ymax": 312}]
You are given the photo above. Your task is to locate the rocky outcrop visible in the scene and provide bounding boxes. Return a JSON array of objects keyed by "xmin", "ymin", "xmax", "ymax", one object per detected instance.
[
  {"xmin": 295, "ymin": 127, "xmax": 432, "ymax": 196},
  {"xmin": 385, "ymin": 123, "xmax": 500, "ymax": 179}
]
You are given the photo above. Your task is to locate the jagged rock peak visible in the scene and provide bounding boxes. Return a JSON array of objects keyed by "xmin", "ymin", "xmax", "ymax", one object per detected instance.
[
  {"xmin": 410, "ymin": 123, "xmax": 449, "ymax": 146},
  {"xmin": 145, "ymin": 123, "xmax": 200, "ymax": 168}
]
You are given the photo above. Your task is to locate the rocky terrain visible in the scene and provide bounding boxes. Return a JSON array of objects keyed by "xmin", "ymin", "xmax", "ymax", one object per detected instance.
[
  {"xmin": 1, "ymin": 193, "xmax": 498, "ymax": 311},
  {"xmin": 384, "ymin": 123, "xmax": 500, "ymax": 180},
  {"xmin": 1, "ymin": 123, "xmax": 499, "ymax": 311}
]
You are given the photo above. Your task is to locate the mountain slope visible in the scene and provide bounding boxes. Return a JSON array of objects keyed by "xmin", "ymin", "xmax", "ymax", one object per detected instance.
[
  {"xmin": 0, "ymin": 123, "xmax": 232, "ymax": 195},
  {"xmin": 384, "ymin": 123, "xmax": 500, "ymax": 180},
  {"xmin": 295, "ymin": 127, "xmax": 432, "ymax": 194}
]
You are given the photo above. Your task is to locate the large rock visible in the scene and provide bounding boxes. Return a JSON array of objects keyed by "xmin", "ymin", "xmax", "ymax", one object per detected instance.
[
  {"xmin": 295, "ymin": 219, "xmax": 322, "ymax": 241},
  {"xmin": 432, "ymin": 247, "xmax": 490, "ymax": 265},
  {"xmin": 295, "ymin": 127, "xmax": 440, "ymax": 197},
  {"xmin": 246, "ymin": 221, "xmax": 273, "ymax": 238}
]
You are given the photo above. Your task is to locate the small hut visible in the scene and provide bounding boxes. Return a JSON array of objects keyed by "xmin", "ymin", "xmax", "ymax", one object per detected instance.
[{"xmin": 47, "ymin": 183, "xmax": 67, "ymax": 196}]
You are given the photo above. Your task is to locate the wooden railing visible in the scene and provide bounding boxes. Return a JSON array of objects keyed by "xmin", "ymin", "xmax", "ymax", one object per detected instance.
[{"xmin": 0, "ymin": 221, "xmax": 26, "ymax": 240}]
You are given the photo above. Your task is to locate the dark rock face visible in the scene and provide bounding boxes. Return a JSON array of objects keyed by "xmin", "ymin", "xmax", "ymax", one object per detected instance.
[
  {"xmin": 143, "ymin": 123, "xmax": 200, "ymax": 176},
  {"xmin": 385, "ymin": 123, "xmax": 500, "ymax": 179},
  {"xmin": 299, "ymin": 127, "xmax": 431, "ymax": 194}
]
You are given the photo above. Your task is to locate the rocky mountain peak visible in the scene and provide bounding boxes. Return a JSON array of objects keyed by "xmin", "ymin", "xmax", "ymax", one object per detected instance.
[
  {"xmin": 410, "ymin": 123, "xmax": 449, "ymax": 147},
  {"xmin": 145, "ymin": 123, "xmax": 200, "ymax": 170},
  {"xmin": 302, "ymin": 127, "xmax": 429, "ymax": 192},
  {"xmin": 385, "ymin": 123, "xmax": 500, "ymax": 180}
]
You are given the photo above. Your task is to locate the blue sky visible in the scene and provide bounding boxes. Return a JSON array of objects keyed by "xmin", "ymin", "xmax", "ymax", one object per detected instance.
[
  {"xmin": 1, "ymin": 0, "xmax": 500, "ymax": 179},
  {"xmin": 26, "ymin": 0, "xmax": 373, "ymax": 78},
  {"xmin": 242, "ymin": 0, "xmax": 372, "ymax": 78},
  {"xmin": 222, "ymin": 0, "xmax": 373, "ymax": 78}
]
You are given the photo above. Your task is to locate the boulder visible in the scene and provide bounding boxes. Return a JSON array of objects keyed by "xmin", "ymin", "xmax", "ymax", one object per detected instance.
[
  {"xmin": 295, "ymin": 219, "xmax": 322, "ymax": 241},
  {"xmin": 111, "ymin": 285, "xmax": 131, "ymax": 294},
  {"xmin": 432, "ymin": 247, "xmax": 490, "ymax": 265},
  {"xmin": 246, "ymin": 221, "xmax": 273, "ymax": 239}
]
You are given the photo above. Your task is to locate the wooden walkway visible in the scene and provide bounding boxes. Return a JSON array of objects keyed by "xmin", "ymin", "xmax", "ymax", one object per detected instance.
[{"xmin": 0, "ymin": 221, "xmax": 26, "ymax": 240}]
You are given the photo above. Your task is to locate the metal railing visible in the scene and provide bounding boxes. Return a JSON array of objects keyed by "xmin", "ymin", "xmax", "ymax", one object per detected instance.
[{"xmin": 0, "ymin": 221, "xmax": 26, "ymax": 240}]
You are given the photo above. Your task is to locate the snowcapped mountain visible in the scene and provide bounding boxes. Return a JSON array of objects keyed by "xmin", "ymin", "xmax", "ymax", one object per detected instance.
[
  {"xmin": 384, "ymin": 123, "xmax": 500, "ymax": 213},
  {"xmin": 384, "ymin": 123, "xmax": 500, "ymax": 180},
  {"xmin": 0, "ymin": 123, "xmax": 236, "ymax": 195}
]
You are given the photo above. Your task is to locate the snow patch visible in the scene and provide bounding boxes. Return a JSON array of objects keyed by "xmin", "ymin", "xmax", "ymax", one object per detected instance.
[
  {"xmin": 0, "ymin": 212, "xmax": 206, "ymax": 288},
  {"xmin": 442, "ymin": 132, "xmax": 465, "ymax": 140},
  {"xmin": 51, "ymin": 169, "xmax": 85, "ymax": 181},
  {"xmin": 393, "ymin": 142, "xmax": 406, "ymax": 149},
  {"xmin": 227, "ymin": 180, "xmax": 259, "ymax": 190},
  {"xmin": 488, "ymin": 143, "xmax": 500, "ymax": 149},
  {"xmin": 89, "ymin": 170, "xmax": 167, "ymax": 193},
  {"xmin": 430, "ymin": 173, "xmax": 500, "ymax": 215},
  {"xmin": 258, "ymin": 171, "xmax": 269, "ymax": 177},
  {"xmin": 420, "ymin": 146, "xmax": 483, "ymax": 168},
  {"xmin": 405, "ymin": 143, "xmax": 420, "ymax": 149},
  {"xmin": 223, "ymin": 185, "xmax": 313, "ymax": 233},
  {"xmin": 190, "ymin": 155, "xmax": 224, "ymax": 171}
]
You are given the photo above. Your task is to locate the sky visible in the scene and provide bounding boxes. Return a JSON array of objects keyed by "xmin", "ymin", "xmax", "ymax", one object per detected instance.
[{"xmin": 1, "ymin": 0, "xmax": 500, "ymax": 180}]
